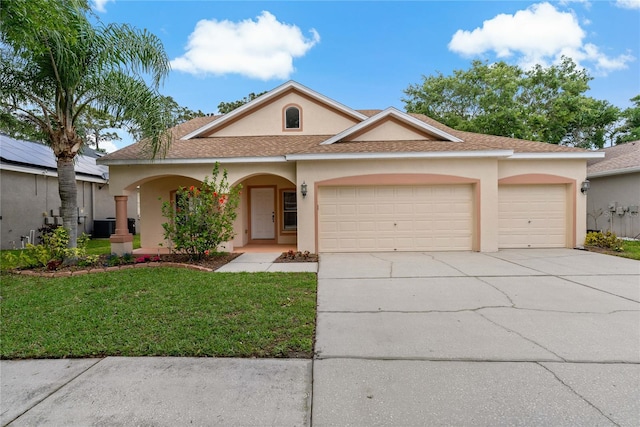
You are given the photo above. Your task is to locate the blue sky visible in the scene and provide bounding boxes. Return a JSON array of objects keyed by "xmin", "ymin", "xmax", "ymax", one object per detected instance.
[{"xmin": 92, "ymin": 0, "xmax": 640, "ymax": 151}]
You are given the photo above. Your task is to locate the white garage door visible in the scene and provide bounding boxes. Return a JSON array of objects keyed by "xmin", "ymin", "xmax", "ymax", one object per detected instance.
[
  {"xmin": 318, "ymin": 185, "xmax": 473, "ymax": 252},
  {"xmin": 498, "ymin": 185, "xmax": 567, "ymax": 248}
]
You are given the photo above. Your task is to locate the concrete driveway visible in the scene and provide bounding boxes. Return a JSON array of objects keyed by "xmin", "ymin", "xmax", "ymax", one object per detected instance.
[{"xmin": 313, "ymin": 249, "xmax": 640, "ymax": 426}]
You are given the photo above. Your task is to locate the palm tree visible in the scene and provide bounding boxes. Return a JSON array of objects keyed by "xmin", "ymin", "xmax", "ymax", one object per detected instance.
[{"xmin": 0, "ymin": 0, "xmax": 172, "ymax": 249}]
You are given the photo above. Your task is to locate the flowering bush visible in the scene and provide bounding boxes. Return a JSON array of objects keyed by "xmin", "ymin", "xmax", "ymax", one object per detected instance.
[
  {"xmin": 584, "ymin": 231, "xmax": 623, "ymax": 251},
  {"xmin": 161, "ymin": 163, "xmax": 241, "ymax": 260},
  {"xmin": 134, "ymin": 255, "xmax": 161, "ymax": 264}
]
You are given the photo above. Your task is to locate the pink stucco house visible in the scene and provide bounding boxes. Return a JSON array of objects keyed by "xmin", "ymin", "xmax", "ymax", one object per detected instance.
[{"xmin": 98, "ymin": 81, "xmax": 603, "ymax": 254}]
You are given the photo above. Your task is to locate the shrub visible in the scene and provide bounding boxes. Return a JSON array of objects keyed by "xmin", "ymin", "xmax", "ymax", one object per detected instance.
[
  {"xmin": 7, "ymin": 227, "xmax": 93, "ymax": 270},
  {"xmin": 585, "ymin": 231, "xmax": 623, "ymax": 251},
  {"xmin": 161, "ymin": 163, "xmax": 241, "ymax": 260},
  {"xmin": 105, "ymin": 254, "xmax": 122, "ymax": 267}
]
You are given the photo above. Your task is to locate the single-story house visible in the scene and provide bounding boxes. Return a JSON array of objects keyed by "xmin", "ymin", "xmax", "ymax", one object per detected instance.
[
  {"xmin": 586, "ymin": 141, "xmax": 640, "ymax": 238},
  {"xmin": 0, "ymin": 134, "xmax": 138, "ymax": 249},
  {"xmin": 98, "ymin": 81, "xmax": 603, "ymax": 255}
]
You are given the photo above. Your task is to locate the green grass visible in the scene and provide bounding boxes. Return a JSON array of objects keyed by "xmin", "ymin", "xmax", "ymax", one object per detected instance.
[
  {"xmin": 0, "ymin": 269, "xmax": 317, "ymax": 359},
  {"xmin": 619, "ymin": 239, "xmax": 640, "ymax": 260},
  {"xmin": 85, "ymin": 235, "xmax": 141, "ymax": 255}
]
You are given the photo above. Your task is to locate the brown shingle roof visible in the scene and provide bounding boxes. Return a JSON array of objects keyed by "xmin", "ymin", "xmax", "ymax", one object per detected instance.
[
  {"xmin": 588, "ymin": 141, "xmax": 640, "ymax": 175},
  {"xmin": 100, "ymin": 111, "xmax": 588, "ymax": 163}
]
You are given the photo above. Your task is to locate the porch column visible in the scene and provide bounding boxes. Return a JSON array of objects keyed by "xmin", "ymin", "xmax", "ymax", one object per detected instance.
[{"xmin": 109, "ymin": 195, "xmax": 133, "ymax": 255}]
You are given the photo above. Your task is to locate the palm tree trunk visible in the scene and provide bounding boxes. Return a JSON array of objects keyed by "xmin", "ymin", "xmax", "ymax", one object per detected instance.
[{"xmin": 57, "ymin": 157, "xmax": 78, "ymax": 248}]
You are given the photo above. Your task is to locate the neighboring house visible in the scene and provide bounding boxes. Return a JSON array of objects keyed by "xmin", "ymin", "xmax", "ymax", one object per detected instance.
[
  {"xmin": 586, "ymin": 141, "xmax": 640, "ymax": 238},
  {"xmin": 98, "ymin": 81, "xmax": 602, "ymax": 255},
  {"xmin": 0, "ymin": 134, "xmax": 138, "ymax": 249}
]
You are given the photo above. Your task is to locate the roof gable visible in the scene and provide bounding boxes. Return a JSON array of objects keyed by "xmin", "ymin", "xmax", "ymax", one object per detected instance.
[
  {"xmin": 320, "ymin": 108, "xmax": 463, "ymax": 145},
  {"xmin": 182, "ymin": 81, "xmax": 368, "ymax": 140}
]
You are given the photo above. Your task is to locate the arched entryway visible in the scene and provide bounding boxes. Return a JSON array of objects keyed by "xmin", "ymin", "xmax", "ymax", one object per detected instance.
[{"xmin": 235, "ymin": 174, "xmax": 298, "ymax": 250}]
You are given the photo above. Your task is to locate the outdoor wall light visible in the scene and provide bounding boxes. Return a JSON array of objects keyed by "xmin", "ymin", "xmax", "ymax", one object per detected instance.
[
  {"xmin": 580, "ymin": 180, "xmax": 590, "ymax": 194},
  {"xmin": 301, "ymin": 181, "xmax": 308, "ymax": 198}
]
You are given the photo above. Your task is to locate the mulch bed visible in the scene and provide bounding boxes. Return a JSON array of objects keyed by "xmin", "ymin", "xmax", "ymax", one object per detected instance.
[
  {"xmin": 10, "ymin": 253, "xmax": 242, "ymax": 277},
  {"xmin": 274, "ymin": 251, "xmax": 319, "ymax": 263},
  {"xmin": 582, "ymin": 246, "xmax": 623, "ymax": 256}
]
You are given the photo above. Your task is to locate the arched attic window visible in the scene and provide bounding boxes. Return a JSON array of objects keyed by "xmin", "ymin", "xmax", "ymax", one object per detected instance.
[{"xmin": 283, "ymin": 105, "xmax": 301, "ymax": 131}]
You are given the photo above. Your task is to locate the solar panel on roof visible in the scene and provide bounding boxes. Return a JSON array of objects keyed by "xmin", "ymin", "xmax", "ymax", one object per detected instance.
[{"xmin": 0, "ymin": 134, "xmax": 108, "ymax": 178}]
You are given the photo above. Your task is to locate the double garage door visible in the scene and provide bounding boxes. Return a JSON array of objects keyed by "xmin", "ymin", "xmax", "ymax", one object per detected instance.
[
  {"xmin": 318, "ymin": 185, "xmax": 474, "ymax": 252},
  {"xmin": 317, "ymin": 184, "xmax": 569, "ymax": 252}
]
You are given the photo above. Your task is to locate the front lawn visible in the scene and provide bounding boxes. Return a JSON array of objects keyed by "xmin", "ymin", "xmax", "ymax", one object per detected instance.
[
  {"xmin": 619, "ymin": 239, "xmax": 640, "ymax": 260},
  {"xmin": 0, "ymin": 269, "xmax": 317, "ymax": 359}
]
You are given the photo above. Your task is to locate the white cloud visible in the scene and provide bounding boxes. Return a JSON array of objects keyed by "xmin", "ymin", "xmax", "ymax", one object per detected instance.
[
  {"xmin": 559, "ymin": 0, "xmax": 591, "ymax": 7},
  {"xmin": 615, "ymin": 0, "xmax": 640, "ymax": 9},
  {"xmin": 171, "ymin": 11, "xmax": 320, "ymax": 80},
  {"xmin": 99, "ymin": 139, "xmax": 119, "ymax": 153},
  {"xmin": 448, "ymin": 2, "xmax": 634, "ymax": 75},
  {"xmin": 91, "ymin": 0, "xmax": 113, "ymax": 13}
]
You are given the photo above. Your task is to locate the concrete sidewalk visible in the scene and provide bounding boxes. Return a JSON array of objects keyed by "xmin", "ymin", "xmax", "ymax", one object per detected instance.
[{"xmin": 1, "ymin": 358, "xmax": 311, "ymax": 426}]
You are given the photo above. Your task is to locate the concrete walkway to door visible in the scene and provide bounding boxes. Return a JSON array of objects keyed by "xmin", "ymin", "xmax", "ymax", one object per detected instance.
[{"xmin": 313, "ymin": 249, "xmax": 640, "ymax": 426}]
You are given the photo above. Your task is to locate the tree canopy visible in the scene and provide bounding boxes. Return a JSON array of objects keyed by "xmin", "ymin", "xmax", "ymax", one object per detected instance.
[
  {"xmin": 0, "ymin": 0, "xmax": 173, "ymax": 248},
  {"xmin": 217, "ymin": 91, "xmax": 267, "ymax": 114},
  {"xmin": 403, "ymin": 58, "xmax": 622, "ymax": 149},
  {"xmin": 616, "ymin": 95, "xmax": 640, "ymax": 144}
]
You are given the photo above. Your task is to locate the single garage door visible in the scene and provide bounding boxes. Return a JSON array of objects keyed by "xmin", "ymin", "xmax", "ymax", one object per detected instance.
[
  {"xmin": 318, "ymin": 185, "xmax": 473, "ymax": 252},
  {"xmin": 498, "ymin": 185, "xmax": 567, "ymax": 248}
]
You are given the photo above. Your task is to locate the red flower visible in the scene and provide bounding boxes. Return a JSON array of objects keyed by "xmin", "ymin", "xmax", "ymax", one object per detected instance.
[
  {"xmin": 189, "ymin": 185, "xmax": 195, "ymax": 192},
  {"xmin": 213, "ymin": 192, "xmax": 218, "ymax": 197},
  {"xmin": 219, "ymin": 198, "xmax": 225, "ymax": 204}
]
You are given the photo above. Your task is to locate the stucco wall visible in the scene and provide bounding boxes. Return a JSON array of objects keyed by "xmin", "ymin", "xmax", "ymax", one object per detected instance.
[
  {"xmin": 110, "ymin": 157, "xmax": 588, "ymax": 253},
  {"xmin": 211, "ymin": 92, "xmax": 359, "ymax": 137},
  {"xmin": 127, "ymin": 163, "xmax": 297, "ymax": 249},
  {"xmin": 0, "ymin": 169, "xmax": 136, "ymax": 249},
  {"xmin": 296, "ymin": 158, "xmax": 498, "ymax": 252},
  {"xmin": 352, "ymin": 119, "xmax": 431, "ymax": 141},
  {"xmin": 295, "ymin": 157, "xmax": 587, "ymax": 253},
  {"xmin": 586, "ymin": 172, "xmax": 640, "ymax": 238}
]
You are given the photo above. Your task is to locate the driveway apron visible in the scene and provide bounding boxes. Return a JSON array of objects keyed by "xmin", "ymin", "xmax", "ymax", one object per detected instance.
[{"xmin": 312, "ymin": 249, "xmax": 640, "ymax": 426}]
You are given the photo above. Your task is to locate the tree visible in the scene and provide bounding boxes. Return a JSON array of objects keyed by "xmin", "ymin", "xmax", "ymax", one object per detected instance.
[
  {"xmin": 615, "ymin": 95, "xmax": 640, "ymax": 144},
  {"xmin": 161, "ymin": 164, "xmax": 241, "ymax": 260},
  {"xmin": 403, "ymin": 57, "xmax": 622, "ymax": 149},
  {"xmin": 76, "ymin": 106, "xmax": 121, "ymax": 152},
  {"xmin": 217, "ymin": 91, "xmax": 267, "ymax": 114},
  {"xmin": 160, "ymin": 95, "xmax": 205, "ymax": 126},
  {"xmin": 1, "ymin": 0, "xmax": 172, "ymax": 249}
]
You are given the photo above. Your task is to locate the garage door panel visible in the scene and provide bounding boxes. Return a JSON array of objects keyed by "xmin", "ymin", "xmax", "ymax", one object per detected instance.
[
  {"xmin": 358, "ymin": 204, "xmax": 375, "ymax": 214},
  {"xmin": 377, "ymin": 204, "xmax": 395, "ymax": 215},
  {"xmin": 318, "ymin": 185, "xmax": 473, "ymax": 252},
  {"xmin": 499, "ymin": 185, "xmax": 567, "ymax": 249}
]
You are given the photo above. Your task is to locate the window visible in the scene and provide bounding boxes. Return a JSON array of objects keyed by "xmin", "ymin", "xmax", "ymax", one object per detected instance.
[
  {"xmin": 284, "ymin": 106, "xmax": 300, "ymax": 130},
  {"xmin": 282, "ymin": 190, "xmax": 297, "ymax": 231}
]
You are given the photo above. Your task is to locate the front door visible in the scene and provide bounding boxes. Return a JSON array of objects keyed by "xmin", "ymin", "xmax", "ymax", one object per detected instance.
[{"xmin": 251, "ymin": 187, "xmax": 275, "ymax": 240}]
